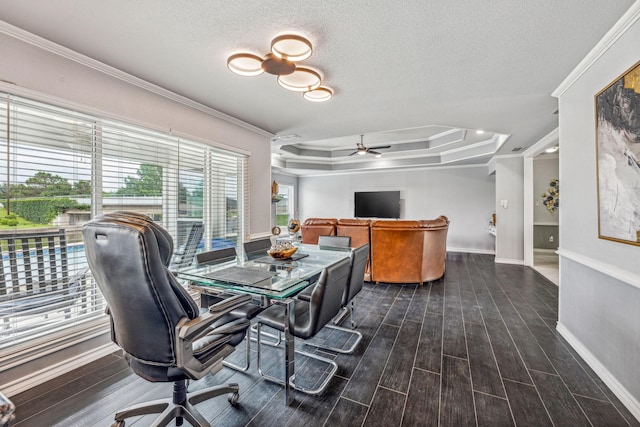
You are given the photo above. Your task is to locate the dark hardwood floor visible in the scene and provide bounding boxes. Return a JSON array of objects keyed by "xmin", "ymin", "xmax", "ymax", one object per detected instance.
[{"xmin": 10, "ymin": 253, "xmax": 640, "ymax": 426}]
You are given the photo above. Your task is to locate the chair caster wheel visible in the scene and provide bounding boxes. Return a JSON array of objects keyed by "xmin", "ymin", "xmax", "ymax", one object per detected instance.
[
  {"xmin": 228, "ymin": 391, "xmax": 239, "ymax": 406},
  {"xmin": 111, "ymin": 421, "xmax": 125, "ymax": 427}
]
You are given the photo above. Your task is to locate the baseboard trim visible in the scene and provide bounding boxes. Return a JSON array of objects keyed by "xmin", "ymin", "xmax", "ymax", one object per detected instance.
[
  {"xmin": 556, "ymin": 322, "xmax": 640, "ymax": 422},
  {"xmin": 447, "ymin": 247, "xmax": 495, "ymax": 255},
  {"xmin": 3, "ymin": 342, "xmax": 119, "ymax": 397},
  {"xmin": 494, "ymin": 257, "xmax": 524, "ymax": 265}
]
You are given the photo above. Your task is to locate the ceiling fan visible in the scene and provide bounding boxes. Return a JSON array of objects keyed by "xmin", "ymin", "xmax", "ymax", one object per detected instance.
[{"xmin": 348, "ymin": 135, "xmax": 391, "ymax": 156}]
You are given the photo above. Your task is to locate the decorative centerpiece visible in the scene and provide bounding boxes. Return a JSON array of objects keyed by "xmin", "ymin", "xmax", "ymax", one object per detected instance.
[{"xmin": 267, "ymin": 241, "xmax": 298, "ymax": 259}]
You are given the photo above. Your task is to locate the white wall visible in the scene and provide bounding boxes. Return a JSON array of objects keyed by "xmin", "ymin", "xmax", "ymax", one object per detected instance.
[
  {"xmin": 298, "ymin": 165, "xmax": 496, "ymax": 253},
  {"xmin": 555, "ymin": 3, "xmax": 640, "ymax": 417},
  {"xmin": 533, "ymin": 156, "xmax": 559, "ymax": 224},
  {"xmin": 533, "ymin": 156, "xmax": 560, "ymax": 249},
  {"xmin": 495, "ymin": 156, "xmax": 525, "ymax": 263},
  {"xmin": 0, "ymin": 28, "xmax": 273, "ymax": 236}
]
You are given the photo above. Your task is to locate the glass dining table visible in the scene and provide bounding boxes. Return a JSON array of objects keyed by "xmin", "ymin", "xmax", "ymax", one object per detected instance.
[{"xmin": 176, "ymin": 243, "xmax": 351, "ymax": 405}]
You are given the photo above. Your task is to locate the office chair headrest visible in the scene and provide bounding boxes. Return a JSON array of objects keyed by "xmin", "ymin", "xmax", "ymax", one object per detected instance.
[{"xmin": 100, "ymin": 211, "xmax": 174, "ymax": 266}]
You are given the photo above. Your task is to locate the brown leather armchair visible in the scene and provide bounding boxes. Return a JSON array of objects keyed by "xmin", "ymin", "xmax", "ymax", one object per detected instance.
[
  {"xmin": 337, "ymin": 218, "xmax": 372, "ymax": 280},
  {"xmin": 301, "ymin": 218, "xmax": 337, "ymax": 244},
  {"xmin": 370, "ymin": 216, "xmax": 449, "ymax": 284}
]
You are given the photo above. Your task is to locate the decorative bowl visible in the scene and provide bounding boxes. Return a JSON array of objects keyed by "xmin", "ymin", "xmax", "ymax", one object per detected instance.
[{"xmin": 267, "ymin": 246, "xmax": 298, "ymax": 259}]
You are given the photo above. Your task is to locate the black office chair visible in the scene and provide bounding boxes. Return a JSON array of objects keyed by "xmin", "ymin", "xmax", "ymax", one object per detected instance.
[
  {"xmin": 255, "ymin": 257, "xmax": 351, "ymax": 395},
  {"xmin": 83, "ymin": 214, "xmax": 251, "ymax": 427},
  {"xmin": 297, "ymin": 244, "xmax": 367, "ymax": 354},
  {"xmin": 318, "ymin": 234, "xmax": 351, "ymax": 249},
  {"xmin": 243, "ymin": 237, "xmax": 273, "ymax": 260}
]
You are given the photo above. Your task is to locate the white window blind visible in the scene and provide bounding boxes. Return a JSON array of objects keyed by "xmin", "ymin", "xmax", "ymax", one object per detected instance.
[{"xmin": 0, "ymin": 92, "xmax": 248, "ymax": 362}]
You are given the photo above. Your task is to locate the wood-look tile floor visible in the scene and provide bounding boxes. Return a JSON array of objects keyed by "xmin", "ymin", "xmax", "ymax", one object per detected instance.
[{"xmin": 10, "ymin": 253, "xmax": 640, "ymax": 426}]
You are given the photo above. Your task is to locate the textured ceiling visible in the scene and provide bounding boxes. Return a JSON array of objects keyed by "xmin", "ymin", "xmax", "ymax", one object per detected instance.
[{"xmin": 0, "ymin": 1, "xmax": 634, "ymax": 174}]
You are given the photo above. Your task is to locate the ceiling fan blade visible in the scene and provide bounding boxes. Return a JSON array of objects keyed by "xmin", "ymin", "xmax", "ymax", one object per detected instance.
[
  {"xmin": 348, "ymin": 151, "xmax": 359, "ymax": 156},
  {"xmin": 368, "ymin": 150, "xmax": 381, "ymax": 155},
  {"xmin": 370, "ymin": 145, "xmax": 391, "ymax": 150}
]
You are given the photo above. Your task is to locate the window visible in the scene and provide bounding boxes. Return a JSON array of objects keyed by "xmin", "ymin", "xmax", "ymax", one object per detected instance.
[
  {"xmin": 275, "ymin": 184, "xmax": 295, "ymax": 228},
  {"xmin": 0, "ymin": 92, "xmax": 247, "ymax": 362}
]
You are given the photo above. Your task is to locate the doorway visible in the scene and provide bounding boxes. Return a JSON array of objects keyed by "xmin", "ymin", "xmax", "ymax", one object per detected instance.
[{"xmin": 523, "ymin": 129, "xmax": 559, "ymax": 285}]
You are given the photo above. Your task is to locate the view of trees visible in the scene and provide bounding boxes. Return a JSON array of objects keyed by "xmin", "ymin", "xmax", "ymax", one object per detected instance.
[
  {"xmin": 114, "ymin": 163, "xmax": 163, "ymax": 196},
  {"xmin": 0, "ymin": 163, "xmax": 169, "ymax": 201},
  {"xmin": 0, "ymin": 172, "xmax": 91, "ymax": 198}
]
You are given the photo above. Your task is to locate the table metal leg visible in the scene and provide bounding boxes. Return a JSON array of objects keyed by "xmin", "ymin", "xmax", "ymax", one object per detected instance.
[{"xmin": 284, "ymin": 299, "xmax": 295, "ymax": 405}]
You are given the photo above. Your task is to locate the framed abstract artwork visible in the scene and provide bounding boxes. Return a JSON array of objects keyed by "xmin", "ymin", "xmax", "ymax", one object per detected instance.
[{"xmin": 595, "ymin": 60, "xmax": 640, "ymax": 246}]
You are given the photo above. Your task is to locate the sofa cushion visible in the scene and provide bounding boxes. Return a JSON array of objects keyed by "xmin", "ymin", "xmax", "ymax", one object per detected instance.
[{"xmin": 301, "ymin": 218, "xmax": 337, "ymax": 244}]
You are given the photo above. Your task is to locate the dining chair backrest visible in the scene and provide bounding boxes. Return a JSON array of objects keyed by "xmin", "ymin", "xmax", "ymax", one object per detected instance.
[
  {"xmin": 318, "ymin": 235, "xmax": 351, "ymax": 249},
  {"xmin": 344, "ymin": 244, "xmax": 369, "ymax": 306},
  {"xmin": 299, "ymin": 257, "xmax": 351, "ymax": 339},
  {"xmin": 196, "ymin": 247, "xmax": 237, "ymax": 265},
  {"xmin": 243, "ymin": 238, "xmax": 272, "ymax": 260}
]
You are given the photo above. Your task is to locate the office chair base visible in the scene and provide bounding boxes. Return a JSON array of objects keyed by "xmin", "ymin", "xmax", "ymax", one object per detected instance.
[
  {"xmin": 305, "ymin": 323, "xmax": 363, "ymax": 354},
  {"xmin": 112, "ymin": 381, "xmax": 239, "ymax": 427}
]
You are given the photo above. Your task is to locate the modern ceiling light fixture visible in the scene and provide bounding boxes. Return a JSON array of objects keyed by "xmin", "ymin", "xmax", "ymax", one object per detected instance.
[{"xmin": 227, "ymin": 34, "xmax": 333, "ymax": 102}]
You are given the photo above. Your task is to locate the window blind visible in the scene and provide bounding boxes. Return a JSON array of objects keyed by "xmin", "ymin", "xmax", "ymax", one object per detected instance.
[{"xmin": 0, "ymin": 91, "xmax": 248, "ymax": 362}]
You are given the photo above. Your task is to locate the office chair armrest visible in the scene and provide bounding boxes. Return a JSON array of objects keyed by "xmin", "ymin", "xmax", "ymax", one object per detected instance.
[
  {"xmin": 208, "ymin": 293, "xmax": 252, "ymax": 314},
  {"xmin": 179, "ymin": 294, "xmax": 251, "ymax": 342},
  {"xmin": 175, "ymin": 293, "xmax": 251, "ymax": 378}
]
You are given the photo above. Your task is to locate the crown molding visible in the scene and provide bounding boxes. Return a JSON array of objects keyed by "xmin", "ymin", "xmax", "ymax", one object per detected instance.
[
  {"xmin": 0, "ymin": 20, "xmax": 273, "ymax": 138},
  {"xmin": 522, "ymin": 127, "xmax": 559, "ymax": 158},
  {"xmin": 552, "ymin": 2, "xmax": 640, "ymax": 97}
]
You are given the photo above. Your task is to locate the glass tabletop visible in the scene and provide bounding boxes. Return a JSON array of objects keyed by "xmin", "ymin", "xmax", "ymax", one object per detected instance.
[{"xmin": 176, "ymin": 244, "xmax": 351, "ymax": 299}]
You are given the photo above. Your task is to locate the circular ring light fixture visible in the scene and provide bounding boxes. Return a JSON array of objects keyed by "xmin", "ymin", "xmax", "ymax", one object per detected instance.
[
  {"xmin": 271, "ymin": 35, "xmax": 313, "ymax": 61},
  {"xmin": 227, "ymin": 53, "xmax": 264, "ymax": 76},
  {"xmin": 277, "ymin": 67, "xmax": 321, "ymax": 92},
  {"xmin": 303, "ymin": 87, "xmax": 333, "ymax": 102},
  {"xmin": 227, "ymin": 33, "xmax": 332, "ymax": 101}
]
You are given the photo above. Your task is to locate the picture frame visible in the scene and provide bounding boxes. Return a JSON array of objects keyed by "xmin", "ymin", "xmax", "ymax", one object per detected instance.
[{"xmin": 595, "ymin": 59, "xmax": 640, "ymax": 246}]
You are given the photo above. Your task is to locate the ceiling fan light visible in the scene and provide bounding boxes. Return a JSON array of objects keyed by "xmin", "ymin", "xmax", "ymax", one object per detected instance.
[
  {"xmin": 261, "ymin": 53, "xmax": 296, "ymax": 75},
  {"xmin": 277, "ymin": 67, "xmax": 321, "ymax": 92},
  {"xmin": 375, "ymin": 153, "xmax": 382, "ymax": 158},
  {"xmin": 303, "ymin": 87, "xmax": 333, "ymax": 102},
  {"xmin": 227, "ymin": 53, "xmax": 264, "ymax": 76},
  {"xmin": 357, "ymin": 150, "xmax": 366, "ymax": 155},
  {"xmin": 271, "ymin": 34, "xmax": 313, "ymax": 61}
]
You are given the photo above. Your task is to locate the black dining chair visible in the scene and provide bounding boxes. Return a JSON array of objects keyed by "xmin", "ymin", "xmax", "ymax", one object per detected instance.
[
  {"xmin": 83, "ymin": 214, "xmax": 251, "ymax": 427},
  {"xmin": 192, "ymin": 246, "xmax": 268, "ymax": 372},
  {"xmin": 243, "ymin": 237, "xmax": 273, "ymax": 260},
  {"xmin": 318, "ymin": 234, "xmax": 351, "ymax": 249},
  {"xmin": 196, "ymin": 247, "xmax": 238, "ymax": 265},
  {"xmin": 255, "ymin": 257, "xmax": 351, "ymax": 395},
  {"xmin": 297, "ymin": 244, "xmax": 367, "ymax": 354}
]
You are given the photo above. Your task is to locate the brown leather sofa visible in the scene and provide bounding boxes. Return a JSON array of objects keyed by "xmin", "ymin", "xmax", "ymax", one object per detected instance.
[
  {"xmin": 300, "ymin": 218, "xmax": 337, "ymax": 244},
  {"xmin": 301, "ymin": 216, "xmax": 449, "ymax": 284},
  {"xmin": 370, "ymin": 216, "xmax": 449, "ymax": 284},
  {"xmin": 336, "ymin": 219, "xmax": 372, "ymax": 280}
]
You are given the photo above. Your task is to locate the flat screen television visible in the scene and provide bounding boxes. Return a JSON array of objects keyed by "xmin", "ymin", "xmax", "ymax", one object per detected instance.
[{"xmin": 354, "ymin": 191, "xmax": 400, "ymax": 219}]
